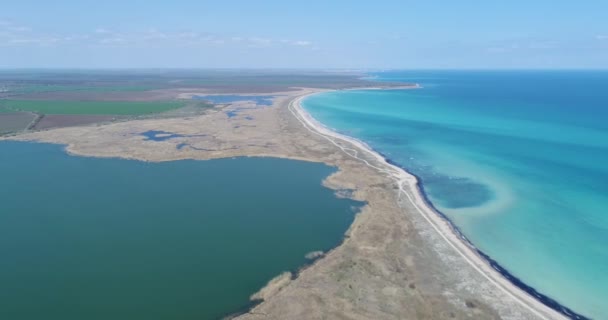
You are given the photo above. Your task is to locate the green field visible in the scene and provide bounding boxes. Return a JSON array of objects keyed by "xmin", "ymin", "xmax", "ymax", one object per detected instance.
[
  {"xmin": 8, "ymin": 84, "xmax": 160, "ymax": 94},
  {"xmin": 1, "ymin": 100, "xmax": 189, "ymax": 115}
]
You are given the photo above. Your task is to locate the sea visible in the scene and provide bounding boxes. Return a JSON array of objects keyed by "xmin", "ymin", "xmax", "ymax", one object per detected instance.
[
  {"xmin": 302, "ymin": 70, "xmax": 608, "ymax": 319},
  {"xmin": 0, "ymin": 141, "xmax": 360, "ymax": 320}
]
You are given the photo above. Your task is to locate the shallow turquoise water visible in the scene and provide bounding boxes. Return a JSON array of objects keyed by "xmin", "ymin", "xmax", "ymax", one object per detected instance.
[
  {"xmin": 303, "ymin": 71, "xmax": 608, "ymax": 319},
  {"xmin": 0, "ymin": 141, "xmax": 360, "ymax": 320}
]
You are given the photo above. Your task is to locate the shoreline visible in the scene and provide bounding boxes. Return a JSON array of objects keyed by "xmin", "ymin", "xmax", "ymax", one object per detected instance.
[
  {"xmin": 2, "ymin": 85, "xmax": 582, "ymax": 319},
  {"xmin": 382, "ymin": 157, "xmax": 587, "ymax": 320},
  {"xmin": 290, "ymin": 92, "xmax": 575, "ymax": 320}
]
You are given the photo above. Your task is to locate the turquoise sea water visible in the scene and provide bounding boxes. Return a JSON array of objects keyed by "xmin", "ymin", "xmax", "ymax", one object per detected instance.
[
  {"xmin": 0, "ymin": 141, "xmax": 360, "ymax": 320},
  {"xmin": 303, "ymin": 71, "xmax": 608, "ymax": 319}
]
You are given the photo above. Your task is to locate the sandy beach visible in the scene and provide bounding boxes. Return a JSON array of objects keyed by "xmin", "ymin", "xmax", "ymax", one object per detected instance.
[
  {"xmin": 3, "ymin": 86, "xmax": 566, "ymax": 319},
  {"xmin": 289, "ymin": 93, "xmax": 566, "ymax": 320}
]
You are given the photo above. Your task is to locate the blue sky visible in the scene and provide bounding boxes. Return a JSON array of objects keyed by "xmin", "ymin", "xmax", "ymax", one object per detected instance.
[{"xmin": 1, "ymin": 0, "xmax": 607, "ymax": 69}]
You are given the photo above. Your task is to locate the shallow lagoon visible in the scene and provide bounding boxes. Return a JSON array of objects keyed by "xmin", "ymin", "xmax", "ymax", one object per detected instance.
[{"xmin": 0, "ymin": 141, "xmax": 360, "ymax": 320}]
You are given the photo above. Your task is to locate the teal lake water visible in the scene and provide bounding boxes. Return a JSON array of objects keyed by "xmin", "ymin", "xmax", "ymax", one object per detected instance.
[
  {"xmin": 0, "ymin": 141, "xmax": 360, "ymax": 320},
  {"xmin": 303, "ymin": 71, "xmax": 608, "ymax": 319}
]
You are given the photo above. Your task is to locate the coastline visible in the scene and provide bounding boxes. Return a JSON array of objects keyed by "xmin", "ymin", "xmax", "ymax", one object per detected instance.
[
  {"xmin": 290, "ymin": 92, "xmax": 571, "ymax": 320},
  {"xmin": 1, "ymin": 86, "xmax": 574, "ymax": 319}
]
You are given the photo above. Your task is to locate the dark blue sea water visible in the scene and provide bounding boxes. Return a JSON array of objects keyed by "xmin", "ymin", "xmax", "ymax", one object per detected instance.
[{"xmin": 303, "ymin": 70, "xmax": 608, "ymax": 319}]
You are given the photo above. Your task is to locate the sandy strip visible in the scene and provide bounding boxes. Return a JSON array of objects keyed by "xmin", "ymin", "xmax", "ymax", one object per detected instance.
[{"xmin": 289, "ymin": 92, "xmax": 566, "ymax": 320}]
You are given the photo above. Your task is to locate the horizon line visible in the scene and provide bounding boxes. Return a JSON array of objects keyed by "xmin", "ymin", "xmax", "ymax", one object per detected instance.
[{"xmin": 1, "ymin": 67, "xmax": 608, "ymax": 71}]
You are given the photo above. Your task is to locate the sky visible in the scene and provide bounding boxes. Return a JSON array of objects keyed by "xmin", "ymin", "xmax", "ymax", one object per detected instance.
[{"xmin": 1, "ymin": 0, "xmax": 607, "ymax": 69}]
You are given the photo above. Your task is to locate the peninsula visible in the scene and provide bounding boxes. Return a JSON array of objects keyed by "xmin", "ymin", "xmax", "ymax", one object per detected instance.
[{"xmin": 1, "ymin": 71, "xmax": 564, "ymax": 320}]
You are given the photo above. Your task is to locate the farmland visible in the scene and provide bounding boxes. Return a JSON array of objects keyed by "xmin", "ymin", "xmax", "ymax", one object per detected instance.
[{"xmin": 1, "ymin": 100, "xmax": 189, "ymax": 115}]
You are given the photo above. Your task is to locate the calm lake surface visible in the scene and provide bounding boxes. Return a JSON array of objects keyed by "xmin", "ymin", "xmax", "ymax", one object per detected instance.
[
  {"xmin": 304, "ymin": 71, "xmax": 608, "ymax": 319},
  {"xmin": 0, "ymin": 141, "xmax": 360, "ymax": 320}
]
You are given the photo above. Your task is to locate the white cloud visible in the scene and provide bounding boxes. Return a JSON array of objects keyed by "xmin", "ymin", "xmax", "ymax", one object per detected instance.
[
  {"xmin": 142, "ymin": 29, "xmax": 168, "ymax": 40},
  {"xmin": 291, "ymin": 40, "xmax": 312, "ymax": 46},
  {"xmin": 95, "ymin": 28, "xmax": 111, "ymax": 34},
  {"xmin": 1, "ymin": 20, "xmax": 317, "ymax": 50},
  {"xmin": 247, "ymin": 37, "xmax": 273, "ymax": 47},
  {"xmin": 244, "ymin": 38, "xmax": 316, "ymax": 49},
  {"xmin": 8, "ymin": 26, "xmax": 30, "ymax": 32},
  {"xmin": 486, "ymin": 40, "xmax": 558, "ymax": 54},
  {"xmin": 178, "ymin": 32, "xmax": 200, "ymax": 39},
  {"xmin": 0, "ymin": 21, "xmax": 57, "ymax": 47},
  {"xmin": 279, "ymin": 39, "xmax": 314, "ymax": 47},
  {"xmin": 0, "ymin": 20, "xmax": 32, "ymax": 35},
  {"xmin": 99, "ymin": 37, "xmax": 127, "ymax": 45},
  {"xmin": 7, "ymin": 36, "xmax": 60, "ymax": 46}
]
